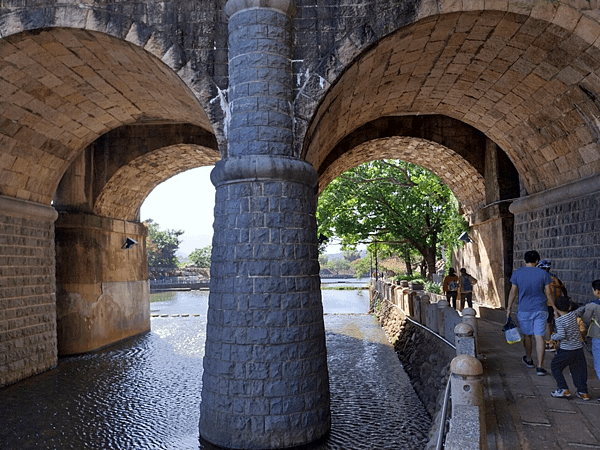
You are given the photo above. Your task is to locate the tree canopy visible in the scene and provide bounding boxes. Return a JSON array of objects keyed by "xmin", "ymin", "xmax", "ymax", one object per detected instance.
[
  {"xmin": 145, "ymin": 219, "xmax": 184, "ymax": 270},
  {"xmin": 316, "ymin": 160, "xmax": 467, "ymax": 279},
  {"xmin": 188, "ymin": 246, "xmax": 212, "ymax": 268}
]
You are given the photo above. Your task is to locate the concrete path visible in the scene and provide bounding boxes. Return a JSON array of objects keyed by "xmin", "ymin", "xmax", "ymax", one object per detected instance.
[{"xmin": 479, "ymin": 316, "xmax": 600, "ymax": 450}]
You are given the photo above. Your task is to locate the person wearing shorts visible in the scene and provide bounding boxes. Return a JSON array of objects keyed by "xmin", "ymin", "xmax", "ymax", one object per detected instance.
[{"xmin": 506, "ymin": 250, "xmax": 556, "ymax": 376}]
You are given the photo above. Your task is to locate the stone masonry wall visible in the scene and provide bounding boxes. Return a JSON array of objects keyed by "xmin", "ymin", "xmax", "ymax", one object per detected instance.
[
  {"xmin": 0, "ymin": 211, "xmax": 57, "ymax": 387},
  {"xmin": 513, "ymin": 191, "xmax": 600, "ymax": 306}
]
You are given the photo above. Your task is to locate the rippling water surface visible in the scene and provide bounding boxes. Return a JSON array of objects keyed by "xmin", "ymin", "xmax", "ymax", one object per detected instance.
[{"xmin": 0, "ymin": 280, "xmax": 430, "ymax": 449}]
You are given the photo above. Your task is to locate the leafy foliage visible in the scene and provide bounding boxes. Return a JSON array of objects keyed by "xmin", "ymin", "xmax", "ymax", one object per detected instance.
[
  {"xmin": 146, "ymin": 219, "xmax": 184, "ymax": 269},
  {"xmin": 323, "ymin": 258, "xmax": 351, "ymax": 275},
  {"xmin": 351, "ymin": 257, "xmax": 371, "ymax": 279},
  {"xmin": 188, "ymin": 246, "xmax": 212, "ymax": 268},
  {"xmin": 424, "ymin": 280, "xmax": 442, "ymax": 294},
  {"xmin": 317, "ymin": 160, "xmax": 467, "ymax": 279},
  {"xmin": 343, "ymin": 250, "xmax": 362, "ymax": 262}
]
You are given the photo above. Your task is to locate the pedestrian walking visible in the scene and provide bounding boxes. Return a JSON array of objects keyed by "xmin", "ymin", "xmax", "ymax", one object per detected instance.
[
  {"xmin": 458, "ymin": 268, "xmax": 477, "ymax": 310},
  {"xmin": 550, "ymin": 296, "xmax": 589, "ymax": 400},
  {"xmin": 506, "ymin": 250, "xmax": 556, "ymax": 376},
  {"xmin": 536, "ymin": 259, "xmax": 566, "ymax": 352},
  {"xmin": 442, "ymin": 268, "xmax": 460, "ymax": 309}
]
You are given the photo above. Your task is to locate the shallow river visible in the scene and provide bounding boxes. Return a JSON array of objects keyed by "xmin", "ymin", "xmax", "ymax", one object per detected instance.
[{"xmin": 0, "ymin": 281, "xmax": 430, "ymax": 449}]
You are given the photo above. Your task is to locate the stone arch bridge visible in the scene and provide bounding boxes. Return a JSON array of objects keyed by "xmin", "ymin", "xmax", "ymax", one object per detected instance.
[{"xmin": 1, "ymin": 0, "xmax": 600, "ymax": 448}]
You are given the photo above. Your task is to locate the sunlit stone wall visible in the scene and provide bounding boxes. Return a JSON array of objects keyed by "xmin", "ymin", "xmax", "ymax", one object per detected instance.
[
  {"xmin": 0, "ymin": 196, "xmax": 57, "ymax": 387},
  {"xmin": 510, "ymin": 174, "xmax": 600, "ymax": 306}
]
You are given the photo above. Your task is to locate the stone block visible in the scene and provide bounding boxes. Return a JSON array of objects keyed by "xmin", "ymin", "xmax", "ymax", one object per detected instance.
[
  {"xmin": 445, "ymin": 307, "xmax": 462, "ymax": 342},
  {"xmin": 425, "ymin": 301, "xmax": 439, "ymax": 334},
  {"xmin": 444, "ymin": 404, "xmax": 484, "ymax": 450}
]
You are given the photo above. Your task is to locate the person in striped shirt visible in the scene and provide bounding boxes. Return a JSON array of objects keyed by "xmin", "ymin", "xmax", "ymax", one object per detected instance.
[{"xmin": 550, "ymin": 296, "xmax": 589, "ymax": 399}]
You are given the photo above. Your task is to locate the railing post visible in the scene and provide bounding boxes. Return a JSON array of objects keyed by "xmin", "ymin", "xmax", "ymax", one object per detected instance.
[
  {"xmin": 446, "ymin": 354, "xmax": 487, "ymax": 450},
  {"xmin": 454, "ymin": 322, "xmax": 475, "ymax": 358},
  {"xmin": 461, "ymin": 308, "xmax": 478, "ymax": 356}
]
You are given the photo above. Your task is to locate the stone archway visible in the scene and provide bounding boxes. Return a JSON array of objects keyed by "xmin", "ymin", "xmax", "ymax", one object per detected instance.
[
  {"xmin": 0, "ymin": 26, "xmax": 221, "ymax": 378},
  {"xmin": 303, "ymin": 9, "xmax": 600, "ymax": 196}
]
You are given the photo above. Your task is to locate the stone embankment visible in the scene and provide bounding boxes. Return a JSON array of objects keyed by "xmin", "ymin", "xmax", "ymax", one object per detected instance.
[
  {"xmin": 376, "ymin": 299, "xmax": 455, "ymax": 417},
  {"xmin": 370, "ymin": 292, "xmax": 455, "ymax": 450},
  {"xmin": 370, "ymin": 278, "xmax": 484, "ymax": 450}
]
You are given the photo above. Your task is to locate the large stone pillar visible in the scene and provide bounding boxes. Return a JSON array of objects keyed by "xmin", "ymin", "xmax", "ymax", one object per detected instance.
[
  {"xmin": 199, "ymin": 0, "xmax": 331, "ymax": 448},
  {"xmin": 54, "ymin": 212, "xmax": 149, "ymax": 355}
]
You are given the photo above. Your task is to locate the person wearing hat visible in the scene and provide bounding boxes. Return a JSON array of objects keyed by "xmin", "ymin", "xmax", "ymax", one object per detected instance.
[
  {"xmin": 550, "ymin": 295, "xmax": 589, "ymax": 399},
  {"xmin": 537, "ymin": 259, "xmax": 566, "ymax": 351},
  {"xmin": 442, "ymin": 268, "xmax": 460, "ymax": 309}
]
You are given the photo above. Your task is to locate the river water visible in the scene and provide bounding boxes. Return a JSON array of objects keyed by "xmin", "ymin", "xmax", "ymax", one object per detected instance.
[{"xmin": 0, "ymin": 280, "xmax": 430, "ymax": 449}]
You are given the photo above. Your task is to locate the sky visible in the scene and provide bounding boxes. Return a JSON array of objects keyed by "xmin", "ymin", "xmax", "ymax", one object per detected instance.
[
  {"xmin": 140, "ymin": 166, "xmax": 216, "ymax": 256},
  {"xmin": 140, "ymin": 165, "xmax": 344, "ymax": 256}
]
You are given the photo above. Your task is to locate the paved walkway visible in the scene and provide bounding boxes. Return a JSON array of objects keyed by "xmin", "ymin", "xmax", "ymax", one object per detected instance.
[{"xmin": 478, "ymin": 316, "xmax": 600, "ymax": 450}]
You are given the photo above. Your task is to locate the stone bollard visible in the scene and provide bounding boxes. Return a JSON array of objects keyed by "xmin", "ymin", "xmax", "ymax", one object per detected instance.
[
  {"xmin": 454, "ymin": 322, "xmax": 476, "ymax": 357},
  {"xmin": 446, "ymin": 354, "xmax": 487, "ymax": 450},
  {"xmin": 461, "ymin": 307, "xmax": 478, "ymax": 356},
  {"xmin": 437, "ymin": 299, "xmax": 449, "ymax": 339}
]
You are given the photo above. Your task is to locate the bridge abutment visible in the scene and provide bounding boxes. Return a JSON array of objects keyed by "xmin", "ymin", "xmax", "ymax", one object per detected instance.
[
  {"xmin": 54, "ymin": 212, "xmax": 149, "ymax": 356},
  {"xmin": 0, "ymin": 196, "xmax": 58, "ymax": 387},
  {"xmin": 199, "ymin": 1, "xmax": 331, "ymax": 447}
]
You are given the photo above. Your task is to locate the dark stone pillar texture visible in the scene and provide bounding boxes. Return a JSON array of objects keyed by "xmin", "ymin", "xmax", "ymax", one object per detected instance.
[
  {"xmin": 227, "ymin": 6, "xmax": 293, "ymax": 158},
  {"xmin": 201, "ymin": 176, "xmax": 330, "ymax": 449},
  {"xmin": 199, "ymin": 2, "xmax": 330, "ymax": 448},
  {"xmin": 513, "ymin": 192, "xmax": 600, "ymax": 305}
]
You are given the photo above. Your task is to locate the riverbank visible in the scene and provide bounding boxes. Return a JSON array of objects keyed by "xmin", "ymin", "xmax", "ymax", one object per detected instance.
[{"xmin": 372, "ymin": 297, "xmax": 455, "ymax": 449}]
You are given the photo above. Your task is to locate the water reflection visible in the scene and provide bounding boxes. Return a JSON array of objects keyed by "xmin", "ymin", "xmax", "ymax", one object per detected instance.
[{"xmin": 0, "ymin": 282, "xmax": 430, "ymax": 449}]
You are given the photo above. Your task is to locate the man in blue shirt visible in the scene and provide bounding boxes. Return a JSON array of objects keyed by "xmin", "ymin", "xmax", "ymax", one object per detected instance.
[{"xmin": 506, "ymin": 250, "xmax": 556, "ymax": 376}]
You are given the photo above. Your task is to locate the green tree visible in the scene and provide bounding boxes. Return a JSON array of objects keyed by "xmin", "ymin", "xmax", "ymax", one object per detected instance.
[
  {"xmin": 318, "ymin": 254, "xmax": 329, "ymax": 267},
  {"xmin": 343, "ymin": 249, "xmax": 361, "ymax": 262},
  {"xmin": 351, "ymin": 256, "xmax": 371, "ymax": 279},
  {"xmin": 188, "ymin": 246, "xmax": 212, "ymax": 268},
  {"xmin": 316, "ymin": 160, "xmax": 467, "ymax": 279},
  {"xmin": 146, "ymin": 219, "xmax": 184, "ymax": 270},
  {"xmin": 325, "ymin": 258, "xmax": 351, "ymax": 275}
]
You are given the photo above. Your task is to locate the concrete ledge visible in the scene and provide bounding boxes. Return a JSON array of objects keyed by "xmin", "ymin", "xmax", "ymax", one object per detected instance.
[
  {"xmin": 210, "ymin": 155, "xmax": 318, "ymax": 188},
  {"xmin": 55, "ymin": 212, "xmax": 147, "ymax": 236},
  {"xmin": 509, "ymin": 172, "xmax": 600, "ymax": 214},
  {"xmin": 0, "ymin": 195, "xmax": 58, "ymax": 222}
]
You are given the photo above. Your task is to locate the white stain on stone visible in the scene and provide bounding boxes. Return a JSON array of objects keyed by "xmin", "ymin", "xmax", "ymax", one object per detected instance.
[{"xmin": 210, "ymin": 86, "xmax": 230, "ymax": 137}]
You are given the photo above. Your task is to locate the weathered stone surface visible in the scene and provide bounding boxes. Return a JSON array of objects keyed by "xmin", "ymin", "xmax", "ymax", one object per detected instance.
[
  {"xmin": 1, "ymin": 0, "xmax": 600, "ymax": 426},
  {"xmin": 0, "ymin": 197, "xmax": 57, "ymax": 388},
  {"xmin": 54, "ymin": 212, "xmax": 149, "ymax": 355}
]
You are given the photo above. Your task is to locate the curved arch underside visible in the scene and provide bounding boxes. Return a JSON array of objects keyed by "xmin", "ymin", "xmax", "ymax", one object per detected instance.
[
  {"xmin": 319, "ymin": 136, "xmax": 485, "ymax": 215},
  {"xmin": 0, "ymin": 27, "xmax": 215, "ymax": 205},
  {"xmin": 94, "ymin": 144, "xmax": 218, "ymax": 222},
  {"xmin": 305, "ymin": 9, "xmax": 600, "ymax": 200}
]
